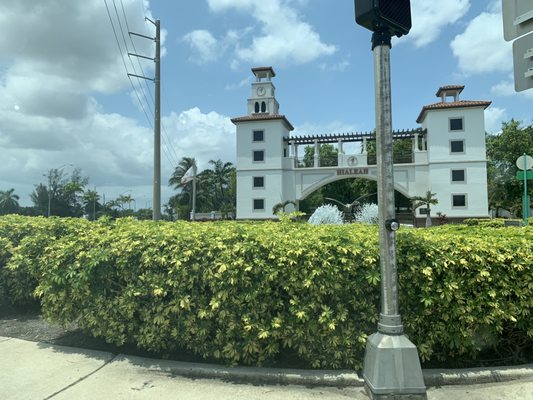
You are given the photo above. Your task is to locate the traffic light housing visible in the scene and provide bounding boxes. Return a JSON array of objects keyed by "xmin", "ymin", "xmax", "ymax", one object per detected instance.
[{"xmin": 355, "ymin": 0, "xmax": 412, "ymax": 37}]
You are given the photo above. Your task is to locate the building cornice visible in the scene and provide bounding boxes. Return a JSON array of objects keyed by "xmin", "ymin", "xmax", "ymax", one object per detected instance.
[
  {"xmin": 416, "ymin": 100, "xmax": 492, "ymax": 123},
  {"xmin": 231, "ymin": 114, "xmax": 294, "ymax": 131}
]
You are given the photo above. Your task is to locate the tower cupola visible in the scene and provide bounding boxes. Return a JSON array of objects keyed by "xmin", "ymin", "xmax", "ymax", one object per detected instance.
[{"xmin": 247, "ymin": 66, "xmax": 280, "ymax": 115}]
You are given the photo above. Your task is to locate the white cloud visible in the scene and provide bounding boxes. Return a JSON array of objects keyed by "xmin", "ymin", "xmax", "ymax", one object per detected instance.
[
  {"xmin": 183, "ymin": 30, "xmax": 220, "ymax": 64},
  {"xmin": 484, "ymin": 107, "xmax": 507, "ymax": 134},
  {"xmin": 450, "ymin": 9, "xmax": 511, "ymax": 75},
  {"xmin": 318, "ymin": 60, "xmax": 350, "ymax": 72},
  {"xmin": 407, "ymin": 0, "xmax": 470, "ymax": 47},
  {"xmin": 204, "ymin": 0, "xmax": 336, "ymax": 66},
  {"xmin": 163, "ymin": 108, "xmax": 236, "ymax": 171},
  {"xmin": 491, "ymin": 79, "xmax": 533, "ymax": 99}
]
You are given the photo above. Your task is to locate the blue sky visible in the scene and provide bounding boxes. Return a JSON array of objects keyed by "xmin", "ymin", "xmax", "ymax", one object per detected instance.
[{"xmin": 0, "ymin": 0, "xmax": 531, "ymax": 208}]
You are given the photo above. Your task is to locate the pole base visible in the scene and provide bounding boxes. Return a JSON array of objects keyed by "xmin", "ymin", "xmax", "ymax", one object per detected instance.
[{"xmin": 363, "ymin": 332, "xmax": 427, "ymax": 400}]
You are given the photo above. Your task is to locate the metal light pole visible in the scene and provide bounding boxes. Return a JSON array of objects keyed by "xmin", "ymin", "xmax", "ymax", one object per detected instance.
[
  {"xmin": 354, "ymin": 1, "xmax": 426, "ymax": 398},
  {"xmin": 360, "ymin": 29, "xmax": 427, "ymax": 400}
]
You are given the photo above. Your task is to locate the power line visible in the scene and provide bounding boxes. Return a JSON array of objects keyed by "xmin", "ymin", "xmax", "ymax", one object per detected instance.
[
  {"xmin": 113, "ymin": 0, "xmax": 154, "ymax": 119},
  {"xmin": 118, "ymin": 0, "xmax": 181, "ymax": 169},
  {"xmin": 104, "ymin": 0, "xmax": 181, "ymax": 179},
  {"xmin": 103, "ymin": 0, "xmax": 153, "ymax": 129}
]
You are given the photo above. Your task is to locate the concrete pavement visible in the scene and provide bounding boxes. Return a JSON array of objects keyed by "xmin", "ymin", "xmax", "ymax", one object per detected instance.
[{"xmin": 1, "ymin": 335, "xmax": 532, "ymax": 400}]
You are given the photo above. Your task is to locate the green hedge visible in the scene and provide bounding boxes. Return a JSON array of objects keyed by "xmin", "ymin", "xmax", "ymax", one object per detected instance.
[{"xmin": 0, "ymin": 216, "xmax": 531, "ymax": 369}]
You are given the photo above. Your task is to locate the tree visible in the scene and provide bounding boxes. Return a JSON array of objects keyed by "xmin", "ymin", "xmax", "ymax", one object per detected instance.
[
  {"xmin": 486, "ymin": 120, "xmax": 533, "ymax": 217},
  {"xmin": 169, "ymin": 157, "xmax": 197, "ymax": 219},
  {"xmin": 411, "ymin": 190, "xmax": 438, "ymax": 227},
  {"xmin": 82, "ymin": 190, "xmax": 101, "ymax": 220},
  {"xmin": 169, "ymin": 157, "xmax": 236, "ymax": 219},
  {"xmin": 203, "ymin": 159, "xmax": 235, "ymax": 214},
  {"xmin": 303, "ymin": 144, "xmax": 338, "ymax": 167},
  {"xmin": 32, "ymin": 167, "xmax": 88, "ymax": 217},
  {"xmin": 0, "ymin": 188, "xmax": 20, "ymax": 215}
]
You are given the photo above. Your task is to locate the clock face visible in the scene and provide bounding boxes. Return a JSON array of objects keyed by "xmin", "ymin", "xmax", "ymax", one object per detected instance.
[{"xmin": 257, "ymin": 86, "xmax": 266, "ymax": 96}]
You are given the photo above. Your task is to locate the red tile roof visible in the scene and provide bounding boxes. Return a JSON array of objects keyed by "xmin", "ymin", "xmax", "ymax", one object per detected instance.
[
  {"xmin": 416, "ymin": 100, "xmax": 492, "ymax": 123},
  {"xmin": 435, "ymin": 85, "xmax": 465, "ymax": 97},
  {"xmin": 231, "ymin": 113, "xmax": 294, "ymax": 130}
]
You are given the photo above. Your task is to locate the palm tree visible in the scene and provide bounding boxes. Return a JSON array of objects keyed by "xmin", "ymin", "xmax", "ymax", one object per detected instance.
[
  {"xmin": 169, "ymin": 157, "xmax": 197, "ymax": 218},
  {"xmin": 206, "ymin": 159, "xmax": 235, "ymax": 211},
  {"xmin": 82, "ymin": 190, "xmax": 100, "ymax": 220},
  {"xmin": 411, "ymin": 190, "xmax": 439, "ymax": 227},
  {"xmin": 0, "ymin": 188, "xmax": 20, "ymax": 215},
  {"xmin": 169, "ymin": 157, "xmax": 197, "ymax": 189}
]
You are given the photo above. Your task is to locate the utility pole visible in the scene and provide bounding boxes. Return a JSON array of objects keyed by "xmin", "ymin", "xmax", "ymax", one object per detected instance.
[{"xmin": 129, "ymin": 18, "xmax": 161, "ymax": 221}]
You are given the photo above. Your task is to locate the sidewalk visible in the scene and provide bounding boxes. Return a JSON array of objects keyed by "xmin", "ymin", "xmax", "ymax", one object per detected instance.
[{"xmin": 1, "ymin": 336, "xmax": 532, "ymax": 400}]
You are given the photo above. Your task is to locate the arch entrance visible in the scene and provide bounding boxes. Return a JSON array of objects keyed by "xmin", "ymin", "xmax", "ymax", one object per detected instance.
[{"xmin": 232, "ymin": 67, "xmax": 490, "ymax": 222}]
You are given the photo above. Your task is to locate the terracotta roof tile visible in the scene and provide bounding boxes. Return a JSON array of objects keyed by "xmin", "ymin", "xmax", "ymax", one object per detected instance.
[
  {"xmin": 435, "ymin": 85, "xmax": 465, "ymax": 97},
  {"xmin": 417, "ymin": 100, "xmax": 491, "ymax": 123},
  {"xmin": 231, "ymin": 113, "xmax": 294, "ymax": 130}
]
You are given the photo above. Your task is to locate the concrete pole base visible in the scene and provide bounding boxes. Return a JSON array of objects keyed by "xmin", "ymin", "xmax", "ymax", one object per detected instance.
[{"xmin": 363, "ymin": 332, "xmax": 427, "ymax": 400}]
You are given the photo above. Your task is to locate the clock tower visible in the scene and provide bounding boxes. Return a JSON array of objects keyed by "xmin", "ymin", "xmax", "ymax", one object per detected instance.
[
  {"xmin": 232, "ymin": 66, "xmax": 294, "ymax": 219},
  {"xmin": 248, "ymin": 66, "xmax": 280, "ymax": 115}
]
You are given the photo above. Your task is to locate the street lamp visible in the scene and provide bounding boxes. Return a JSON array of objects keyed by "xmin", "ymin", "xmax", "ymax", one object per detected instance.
[{"xmin": 354, "ymin": 1, "xmax": 427, "ymax": 399}]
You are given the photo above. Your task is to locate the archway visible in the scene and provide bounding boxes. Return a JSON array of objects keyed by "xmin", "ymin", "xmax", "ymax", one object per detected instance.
[{"xmin": 298, "ymin": 176, "xmax": 413, "ymax": 223}]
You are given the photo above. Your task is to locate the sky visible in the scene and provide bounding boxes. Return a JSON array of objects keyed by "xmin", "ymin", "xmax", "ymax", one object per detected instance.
[{"xmin": 1, "ymin": 0, "xmax": 532, "ymax": 208}]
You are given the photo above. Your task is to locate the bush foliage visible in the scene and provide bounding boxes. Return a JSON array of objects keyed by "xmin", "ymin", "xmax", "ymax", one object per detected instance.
[{"xmin": 1, "ymin": 215, "xmax": 531, "ymax": 369}]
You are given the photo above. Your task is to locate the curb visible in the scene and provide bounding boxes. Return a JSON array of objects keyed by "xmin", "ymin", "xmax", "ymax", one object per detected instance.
[{"xmin": 116, "ymin": 353, "xmax": 533, "ymax": 388}]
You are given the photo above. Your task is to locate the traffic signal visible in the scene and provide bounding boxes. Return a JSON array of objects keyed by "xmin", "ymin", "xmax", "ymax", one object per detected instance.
[{"xmin": 355, "ymin": 0, "xmax": 412, "ymax": 37}]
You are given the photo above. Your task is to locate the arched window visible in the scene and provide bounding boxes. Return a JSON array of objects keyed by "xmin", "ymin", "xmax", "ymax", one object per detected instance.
[
  {"xmin": 254, "ymin": 102, "xmax": 259, "ymax": 113},
  {"xmin": 261, "ymin": 101, "xmax": 266, "ymax": 113}
]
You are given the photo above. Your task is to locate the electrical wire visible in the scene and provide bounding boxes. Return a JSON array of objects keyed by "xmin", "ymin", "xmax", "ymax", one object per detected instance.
[
  {"xmin": 104, "ymin": 0, "xmax": 180, "ymax": 171},
  {"xmin": 118, "ymin": 0, "xmax": 181, "ymax": 169}
]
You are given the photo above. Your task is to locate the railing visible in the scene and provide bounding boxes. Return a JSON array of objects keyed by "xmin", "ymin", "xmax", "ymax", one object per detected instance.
[
  {"xmin": 367, "ymin": 152, "xmax": 413, "ymax": 165},
  {"xmin": 291, "ymin": 152, "xmax": 415, "ymax": 168},
  {"xmin": 293, "ymin": 157, "xmax": 339, "ymax": 168}
]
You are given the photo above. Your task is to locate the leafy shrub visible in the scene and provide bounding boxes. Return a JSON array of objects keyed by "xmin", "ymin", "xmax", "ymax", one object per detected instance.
[
  {"xmin": 463, "ymin": 218, "xmax": 505, "ymax": 227},
  {"xmin": 0, "ymin": 215, "xmax": 89, "ymax": 305},
  {"xmin": 354, "ymin": 203, "xmax": 379, "ymax": 224},
  {"xmin": 308, "ymin": 204, "xmax": 343, "ymax": 225},
  {"xmin": 1, "ymin": 216, "xmax": 532, "ymax": 369}
]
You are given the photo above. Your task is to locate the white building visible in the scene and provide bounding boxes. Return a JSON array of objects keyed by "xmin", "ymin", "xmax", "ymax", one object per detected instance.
[{"xmin": 231, "ymin": 68, "xmax": 491, "ymax": 223}]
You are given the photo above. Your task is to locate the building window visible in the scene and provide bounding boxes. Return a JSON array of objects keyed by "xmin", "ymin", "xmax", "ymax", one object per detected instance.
[
  {"xmin": 261, "ymin": 101, "xmax": 266, "ymax": 113},
  {"xmin": 419, "ymin": 207, "xmax": 428, "ymax": 215},
  {"xmin": 253, "ymin": 199, "xmax": 265, "ymax": 211},
  {"xmin": 449, "ymin": 117, "xmax": 464, "ymax": 131},
  {"xmin": 451, "ymin": 169, "xmax": 466, "ymax": 183},
  {"xmin": 452, "ymin": 194, "xmax": 467, "ymax": 208},
  {"xmin": 253, "ymin": 130, "xmax": 264, "ymax": 142},
  {"xmin": 253, "ymin": 150, "xmax": 265, "ymax": 162},
  {"xmin": 254, "ymin": 102, "xmax": 259, "ymax": 113},
  {"xmin": 253, "ymin": 176, "xmax": 264, "ymax": 188},
  {"xmin": 450, "ymin": 140, "xmax": 464, "ymax": 153}
]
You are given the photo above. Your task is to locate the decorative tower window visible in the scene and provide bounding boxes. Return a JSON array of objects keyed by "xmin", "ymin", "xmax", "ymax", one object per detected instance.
[
  {"xmin": 450, "ymin": 140, "xmax": 465, "ymax": 154},
  {"xmin": 254, "ymin": 102, "xmax": 260, "ymax": 113},
  {"xmin": 452, "ymin": 194, "xmax": 467, "ymax": 208},
  {"xmin": 261, "ymin": 102, "xmax": 266, "ymax": 113},
  {"xmin": 449, "ymin": 117, "xmax": 464, "ymax": 131},
  {"xmin": 451, "ymin": 169, "xmax": 466, "ymax": 183},
  {"xmin": 253, "ymin": 199, "xmax": 265, "ymax": 211},
  {"xmin": 253, "ymin": 176, "xmax": 265, "ymax": 188},
  {"xmin": 253, "ymin": 130, "xmax": 264, "ymax": 142},
  {"xmin": 253, "ymin": 150, "xmax": 265, "ymax": 162}
]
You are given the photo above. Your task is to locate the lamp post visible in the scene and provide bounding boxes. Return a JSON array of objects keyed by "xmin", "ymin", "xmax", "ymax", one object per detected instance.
[{"xmin": 355, "ymin": 1, "xmax": 427, "ymax": 399}]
